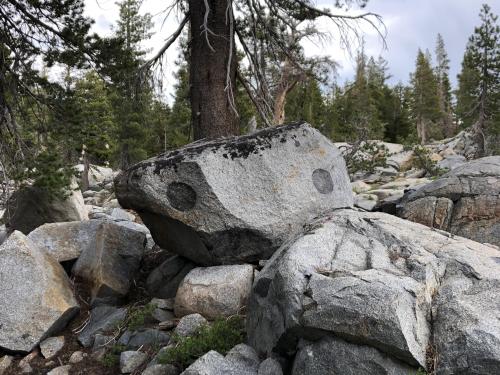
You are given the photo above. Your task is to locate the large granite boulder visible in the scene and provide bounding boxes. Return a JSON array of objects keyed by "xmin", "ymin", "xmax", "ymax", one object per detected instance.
[
  {"xmin": 115, "ymin": 123, "xmax": 353, "ymax": 265},
  {"xmin": 0, "ymin": 232, "xmax": 79, "ymax": 352},
  {"xmin": 247, "ymin": 209, "xmax": 500, "ymax": 374},
  {"xmin": 398, "ymin": 156, "xmax": 500, "ymax": 247},
  {"xmin": 71, "ymin": 220, "xmax": 146, "ymax": 306},
  {"xmin": 2, "ymin": 183, "xmax": 88, "ymax": 235}
]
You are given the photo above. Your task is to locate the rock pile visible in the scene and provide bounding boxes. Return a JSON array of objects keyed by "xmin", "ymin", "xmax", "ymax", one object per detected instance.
[{"xmin": 0, "ymin": 123, "xmax": 499, "ymax": 375}]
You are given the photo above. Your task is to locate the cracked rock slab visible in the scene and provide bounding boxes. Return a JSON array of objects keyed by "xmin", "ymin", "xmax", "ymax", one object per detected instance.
[
  {"xmin": 115, "ymin": 122, "xmax": 353, "ymax": 265},
  {"xmin": 247, "ymin": 209, "xmax": 500, "ymax": 373},
  {"xmin": 398, "ymin": 156, "xmax": 500, "ymax": 247}
]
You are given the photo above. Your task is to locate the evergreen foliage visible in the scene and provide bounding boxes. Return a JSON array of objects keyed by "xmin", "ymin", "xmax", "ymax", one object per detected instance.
[
  {"xmin": 456, "ymin": 4, "xmax": 500, "ymax": 155},
  {"xmin": 409, "ymin": 49, "xmax": 441, "ymax": 144}
]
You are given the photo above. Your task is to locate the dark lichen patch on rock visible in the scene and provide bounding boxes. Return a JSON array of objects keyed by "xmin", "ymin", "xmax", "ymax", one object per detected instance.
[{"xmin": 125, "ymin": 122, "xmax": 309, "ymax": 176}]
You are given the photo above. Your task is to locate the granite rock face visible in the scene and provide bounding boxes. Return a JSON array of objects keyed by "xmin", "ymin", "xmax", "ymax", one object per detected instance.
[
  {"xmin": 247, "ymin": 209, "xmax": 500, "ymax": 374},
  {"xmin": 0, "ymin": 232, "xmax": 79, "ymax": 352},
  {"xmin": 116, "ymin": 123, "xmax": 353, "ymax": 265},
  {"xmin": 398, "ymin": 156, "xmax": 500, "ymax": 247}
]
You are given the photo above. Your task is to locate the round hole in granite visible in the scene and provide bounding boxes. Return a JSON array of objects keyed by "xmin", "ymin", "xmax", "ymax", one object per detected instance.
[
  {"xmin": 312, "ymin": 168, "xmax": 334, "ymax": 194},
  {"xmin": 167, "ymin": 182, "xmax": 197, "ymax": 211}
]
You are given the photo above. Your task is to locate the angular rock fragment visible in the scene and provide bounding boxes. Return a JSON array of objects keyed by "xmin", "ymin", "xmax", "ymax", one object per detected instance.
[{"xmin": 71, "ymin": 220, "xmax": 146, "ymax": 305}]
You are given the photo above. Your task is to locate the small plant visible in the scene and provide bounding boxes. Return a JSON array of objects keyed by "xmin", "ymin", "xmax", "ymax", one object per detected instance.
[
  {"xmin": 158, "ymin": 315, "xmax": 245, "ymax": 369},
  {"xmin": 414, "ymin": 368, "xmax": 429, "ymax": 375},
  {"xmin": 344, "ymin": 141, "xmax": 389, "ymax": 175},
  {"xmin": 409, "ymin": 145, "xmax": 445, "ymax": 177},
  {"xmin": 127, "ymin": 303, "xmax": 157, "ymax": 331},
  {"xmin": 100, "ymin": 344, "xmax": 126, "ymax": 368}
]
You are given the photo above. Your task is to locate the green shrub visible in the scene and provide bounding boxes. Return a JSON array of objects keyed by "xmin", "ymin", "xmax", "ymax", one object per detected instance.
[
  {"xmin": 100, "ymin": 344, "xmax": 126, "ymax": 368},
  {"xmin": 127, "ymin": 303, "xmax": 157, "ymax": 331},
  {"xmin": 408, "ymin": 145, "xmax": 445, "ymax": 177},
  {"xmin": 345, "ymin": 141, "xmax": 389, "ymax": 175},
  {"xmin": 158, "ymin": 315, "xmax": 245, "ymax": 369}
]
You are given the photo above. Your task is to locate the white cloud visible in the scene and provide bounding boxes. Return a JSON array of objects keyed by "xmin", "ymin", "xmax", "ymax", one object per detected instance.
[{"xmin": 82, "ymin": 0, "xmax": 500, "ymax": 100}]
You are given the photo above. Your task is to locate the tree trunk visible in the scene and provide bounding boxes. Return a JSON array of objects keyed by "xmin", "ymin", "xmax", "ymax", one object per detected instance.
[
  {"xmin": 188, "ymin": 0, "xmax": 239, "ymax": 140},
  {"xmin": 82, "ymin": 151, "xmax": 90, "ymax": 192},
  {"xmin": 417, "ymin": 118, "xmax": 427, "ymax": 144},
  {"xmin": 273, "ymin": 58, "xmax": 300, "ymax": 125}
]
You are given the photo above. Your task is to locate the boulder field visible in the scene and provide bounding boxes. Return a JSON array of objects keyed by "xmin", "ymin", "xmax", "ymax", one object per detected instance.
[{"xmin": 0, "ymin": 122, "xmax": 498, "ymax": 375}]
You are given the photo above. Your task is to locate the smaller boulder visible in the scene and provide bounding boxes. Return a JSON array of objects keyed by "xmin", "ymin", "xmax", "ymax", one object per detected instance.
[
  {"xmin": 78, "ymin": 305, "xmax": 127, "ymax": 347},
  {"xmin": 175, "ymin": 265, "xmax": 254, "ymax": 319},
  {"xmin": 72, "ymin": 221, "xmax": 146, "ymax": 305},
  {"xmin": 69, "ymin": 351, "xmax": 87, "ymax": 364},
  {"xmin": 118, "ymin": 329, "xmax": 170, "ymax": 350},
  {"xmin": 40, "ymin": 336, "xmax": 65, "ymax": 359},
  {"xmin": 258, "ymin": 358, "xmax": 283, "ymax": 375},
  {"xmin": 0, "ymin": 356, "xmax": 13, "ymax": 375},
  {"xmin": 142, "ymin": 364, "xmax": 179, "ymax": 375},
  {"xmin": 174, "ymin": 314, "xmax": 208, "ymax": 337},
  {"xmin": 3, "ymin": 183, "xmax": 88, "ymax": 235},
  {"xmin": 47, "ymin": 365, "xmax": 71, "ymax": 375},
  {"xmin": 0, "ymin": 232, "xmax": 79, "ymax": 352},
  {"xmin": 120, "ymin": 351, "xmax": 148, "ymax": 374},
  {"xmin": 111, "ymin": 208, "xmax": 135, "ymax": 222},
  {"xmin": 180, "ymin": 351, "xmax": 232, "ymax": 375}
]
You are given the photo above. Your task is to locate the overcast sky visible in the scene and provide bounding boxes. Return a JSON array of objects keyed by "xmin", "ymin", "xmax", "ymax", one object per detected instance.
[{"xmin": 84, "ymin": 0, "xmax": 500, "ymax": 101}]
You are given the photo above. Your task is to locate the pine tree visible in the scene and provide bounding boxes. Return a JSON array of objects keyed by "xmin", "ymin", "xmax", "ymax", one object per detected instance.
[
  {"xmin": 103, "ymin": 0, "xmax": 154, "ymax": 168},
  {"xmin": 350, "ymin": 50, "xmax": 384, "ymax": 140},
  {"xmin": 456, "ymin": 45, "xmax": 480, "ymax": 129},
  {"xmin": 73, "ymin": 72, "xmax": 117, "ymax": 189},
  {"xmin": 285, "ymin": 80, "xmax": 326, "ymax": 128},
  {"xmin": 410, "ymin": 49, "xmax": 440, "ymax": 144},
  {"xmin": 435, "ymin": 33, "xmax": 454, "ymax": 138},
  {"xmin": 456, "ymin": 4, "xmax": 500, "ymax": 156}
]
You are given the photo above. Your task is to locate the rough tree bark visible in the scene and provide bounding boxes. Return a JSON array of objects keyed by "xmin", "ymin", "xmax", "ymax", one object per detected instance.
[
  {"xmin": 273, "ymin": 58, "xmax": 302, "ymax": 125},
  {"xmin": 188, "ymin": 0, "xmax": 239, "ymax": 140}
]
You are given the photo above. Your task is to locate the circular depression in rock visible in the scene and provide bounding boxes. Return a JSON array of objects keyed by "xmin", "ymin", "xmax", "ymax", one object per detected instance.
[
  {"xmin": 312, "ymin": 169, "xmax": 334, "ymax": 194},
  {"xmin": 167, "ymin": 182, "xmax": 197, "ymax": 211}
]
